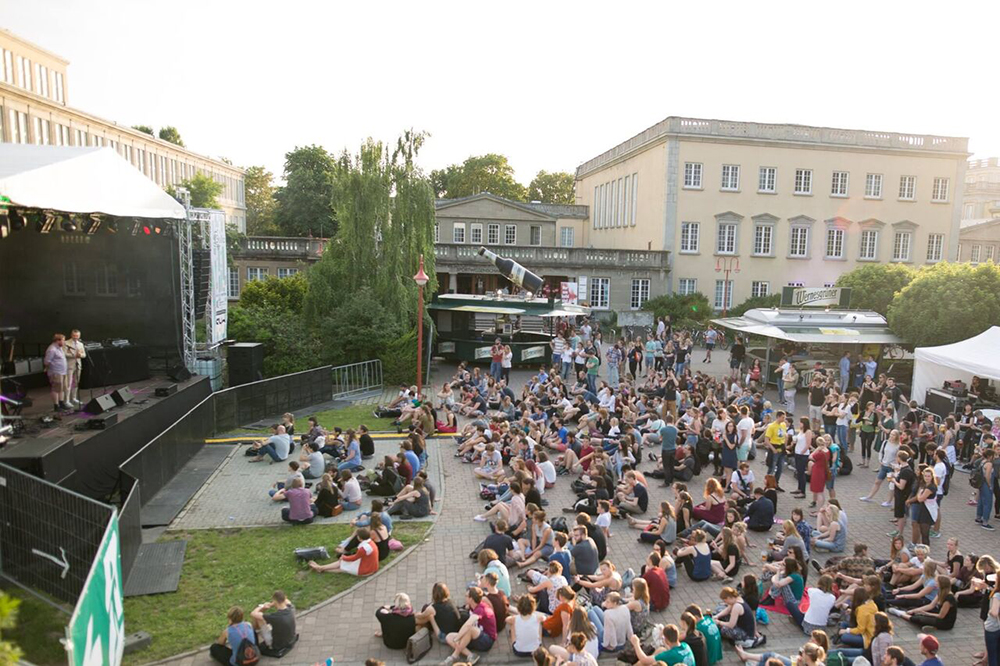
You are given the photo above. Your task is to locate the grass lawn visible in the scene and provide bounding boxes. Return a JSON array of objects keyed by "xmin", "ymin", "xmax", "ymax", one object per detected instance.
[
  {"xmin": 123, "ymin": 521, "xmax": 430, "ymax": 664},
  {"xmin": 2, "ymin": 587, "xmax": 71, "ymax": 665},
  {"xmin": 313, "ymin": 403, "xmax": 397, "ymax": 433}
]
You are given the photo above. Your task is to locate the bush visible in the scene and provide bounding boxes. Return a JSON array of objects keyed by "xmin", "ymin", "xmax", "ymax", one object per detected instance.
[
  {"xmin": 227, "ymin": 305, "xmax": 319, "ymax": 378},
  {"xmin": 642, "ymin": 293, "xmax": 712, "ymax": 324},
  {"xmin": 314, "ymin": 287, "xmax": 405, "ymax": 367},
  {"xmin": 380, "ymin": 329, "xmax": 419, "ymax": 386}
]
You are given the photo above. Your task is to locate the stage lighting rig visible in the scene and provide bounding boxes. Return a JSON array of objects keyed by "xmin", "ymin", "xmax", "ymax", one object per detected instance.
[
  {"xmin": 105, "ymin": 217, "xmax": 118, "ymax": 234},
  {"xmin": 60, "ymin": 214, "xmax": 78, "ymax": 232},
  {"xmin": 83, "ymin": 214, "xmax": 102, "ymax": 235},
  {"xmin": 9, "ymin": 209, "xmax": 26, "ymax": 232},
  {"xmin": 36, "ymin": 211, "xmax": 55, "ymax": 233}
]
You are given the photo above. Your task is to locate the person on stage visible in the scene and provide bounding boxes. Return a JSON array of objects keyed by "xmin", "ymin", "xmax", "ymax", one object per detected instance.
[
  {"xmin": 64, "ymin": 329, "xmax": 87, "ymax": 408},
  {"xmin": 44, "ymin": 333, "xmax": 70, "ymax": 412}
]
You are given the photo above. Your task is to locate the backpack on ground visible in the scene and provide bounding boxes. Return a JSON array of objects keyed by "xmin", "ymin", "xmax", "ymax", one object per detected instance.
[
  {"xmin": 838, "ymin": 453, "xmax": 853, "ymax": 476},
  {"xmin": 405, "ymin": 627, "xmax": 432, "ymax": 663},
  {"xmin": 970, "ymin": 460, "xmax": 986, "ymax": 489},
  {"xmin": 550, "ymin": 516, "xmax": 569, "ymax": 534}
]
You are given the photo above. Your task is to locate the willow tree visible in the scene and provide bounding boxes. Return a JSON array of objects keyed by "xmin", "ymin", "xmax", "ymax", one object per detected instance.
[{"xmin": 305, "ymin": 130, "xmax": 437, "ymax": 367}]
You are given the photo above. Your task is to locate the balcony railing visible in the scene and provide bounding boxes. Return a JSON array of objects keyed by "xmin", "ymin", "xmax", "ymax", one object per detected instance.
[
  {"xmin": 236, "ymin": 236, "xmax": 327, "ymax": 259},
  {"xmin": 433, "ymin": 243, "xmax": 668, "ymax": 269}
]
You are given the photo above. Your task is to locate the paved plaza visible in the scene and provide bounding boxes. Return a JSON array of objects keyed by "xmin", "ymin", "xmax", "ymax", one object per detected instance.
[{"xmin": 159, "ymin": 357, "xmax": 998, "ymax": 666}]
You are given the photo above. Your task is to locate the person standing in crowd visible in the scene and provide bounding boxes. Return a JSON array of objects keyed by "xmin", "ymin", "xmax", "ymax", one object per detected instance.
[
  {"xmin": 64, "ymin": 329, "xmax": 87, "ymax": 409},
  {"xmin": 44, "ymin": 333, "xmax": 69, "ymax": 412},
  {"xmin": 490, "ymin": 338, "xmax": 504, "ymax": 381},
  {"xmin": 839, "ymin": 351, "xmax": 852, "ymax": 393},
  {"xmin": 606, "ymin": 341, "xmax": 622, "ymax": 387}
]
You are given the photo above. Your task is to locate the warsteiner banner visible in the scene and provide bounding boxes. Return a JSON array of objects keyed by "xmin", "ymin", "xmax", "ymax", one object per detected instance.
[{"xmin": 67, "ymin": 513, "xmax": 124, "ymax": 666}]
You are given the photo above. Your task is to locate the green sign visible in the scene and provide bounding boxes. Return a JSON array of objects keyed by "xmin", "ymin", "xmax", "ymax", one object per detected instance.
[{"xmin": 67, "ymin": 513, "xmax": 124, "ymax": 666}]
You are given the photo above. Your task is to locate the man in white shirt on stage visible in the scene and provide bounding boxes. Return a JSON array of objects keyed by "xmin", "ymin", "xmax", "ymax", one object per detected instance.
[{"xmin": 64, "ymin": 329, "xmax": 87, "ymax": 408}]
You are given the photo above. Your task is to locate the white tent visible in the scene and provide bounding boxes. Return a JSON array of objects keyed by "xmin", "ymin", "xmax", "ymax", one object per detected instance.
[
  {"xmin": 912, "ymin": 327, "xmax": 1000, "ymax": 404},
  {"xmin": 0, "ymin": 145, "xmax": 185, "ymax": 219}
]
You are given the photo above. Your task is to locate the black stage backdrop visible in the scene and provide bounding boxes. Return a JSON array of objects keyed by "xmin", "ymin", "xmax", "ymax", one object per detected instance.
[{"xmin": 0, "ymin": 230, "xmax": 182, "ymax": 353}]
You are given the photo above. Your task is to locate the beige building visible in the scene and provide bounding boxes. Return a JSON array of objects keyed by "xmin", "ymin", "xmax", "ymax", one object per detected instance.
[
  {"xmin": 575, "ymin": 117, "xmax": 969, "ymax": 309},
  {"xmin": 0, "ymin": 28, "xmax": 246, "ymax": 230},
  {"xmin": 957, "ymin": 158, "xmax": 1000, "ymax": 263},
  {"xmin": 958, "ymin": 218, "xmax": 1000, "ymax": 264}
]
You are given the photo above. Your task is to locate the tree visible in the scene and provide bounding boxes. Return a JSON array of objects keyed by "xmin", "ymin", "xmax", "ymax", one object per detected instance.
[
  {"xmin": 887, "ymin": 262, "xmax": 1000, "ymax": 347},
  {"xmin": 527, "ymin": 170, "xmax": 576, "ymax": 204},
  {"xmin": 728, "ymin": 293, "xmax": 781, "ymax": 317},
  {"xmin": 243, "ymin": 165, "xmax": 279, "ymax": 235},
  {"xmin": 238, "ymin": 273, "xmax": 309, "ymax": 312},
  {"xmin": 642, "ymin": 293, "xmax": 712, "ymax": 325},
  {"xmin": 274, "ymin": 145, "xmax": 337, "ymax": 237},
  {"xmin": 0, "ymin": 592, "xmax": 23, "ymax": 665},
  {"xmin": 836, "ymin": 263, "xmax": 916, "ymax": 315},
  {"xmin": 305, "ymin": 130, "xmax": 437, "ymax": 369},
  {"xmin": 227, "ymin": 305, "xmax": 318, "ymax": 378},
  {"xmin": 430, "ymin": 153, "xmax": 526, "ymax": 201},
  {"xmin": 132, "ymin": 124, "xmax": 154, "ymax": 136},
  {"xmin": 158, "ymin": 126, "xmax": 184, "ymax": 146},
  {"xmin": 167, "ymin": 172, "xmax": 224, "ymax": 208}
]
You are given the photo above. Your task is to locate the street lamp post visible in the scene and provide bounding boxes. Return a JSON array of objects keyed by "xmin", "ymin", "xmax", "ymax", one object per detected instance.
[
  {"xmin": 413, "ymin": 255, "xmax": 430, "ymax": 399},
  {"xmin": 714, "ymin": 257, "xmax": 740, "ymax": 318}
]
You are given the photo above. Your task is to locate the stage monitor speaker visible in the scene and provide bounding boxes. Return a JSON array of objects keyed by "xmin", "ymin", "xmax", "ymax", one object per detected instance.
[
  {"xmin": 228, "ymin": 343, "xmax": 264, "ymax": 387},
  {"xmin": 85, "ymin": 394, "xmax": 117, "ymax": 414},
  {"xmin": 111, "ymin": 387, "xmax": 134, "ymax": 406},
  {"xmin": 0, "ymin": 436, "xmax": 76, "ymax": 484},
  {"xmin": 167, "ymin": 365, "xmax": 192, "ymax": 383},
  {"xmin": 154, "ymin": 384, "xmax": 178, "ymax": 397},
  {"xmin": 87, "ymin": 413, "xmax": 119, "ymax": 430}
]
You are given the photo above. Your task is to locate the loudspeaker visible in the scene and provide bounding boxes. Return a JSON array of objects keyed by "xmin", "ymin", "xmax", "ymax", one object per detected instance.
[
  {"xmin": 154, "ymin": 384, "xmax": 178, "ymax": 397},
  {"xmin": 228, "ymin": 343, "xmax": 264, "ymax": 387},
  {"xmin": 167, "ymin": 365, "xmax": 192, "ymax": 382},
  {"xmin": 85, "ymin": 394, "xmax": 117, "ymax": 414},
  {"xmin": 87, "ymin": 413, "xmax": 119, "ymax": 429},
  {"xmin": 111, "ymin": 387, "xmax": 134, "ymax": 406},
  {"xmin": 0, "ymin": 436, "xmax": 76, "ymax": 483}
]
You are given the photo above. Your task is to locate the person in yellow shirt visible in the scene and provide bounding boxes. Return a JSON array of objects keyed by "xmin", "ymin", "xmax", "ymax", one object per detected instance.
[
  {"xmin": 837, "ymin": 587, "xmax": 877, "ymax": 651},
  {"xmin": 764, "ymin": 412, "xmax": 789, "ymax": 491}
]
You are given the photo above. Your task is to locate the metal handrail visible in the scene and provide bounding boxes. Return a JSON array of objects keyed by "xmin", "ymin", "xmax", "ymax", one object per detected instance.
[{"xmin": 331, "ymin": 359, "xmax": 384, "ymax": 399}]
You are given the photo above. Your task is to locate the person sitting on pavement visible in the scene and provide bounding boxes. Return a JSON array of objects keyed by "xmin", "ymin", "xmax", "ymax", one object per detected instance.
[
  {"xmin": 414, "ymin": 582, "xmax": 464, "ymax": 644},
  {"xmin": 210, "ymin": 606, "xmax": 256, "ymax": 666},
  {"xmin": 442, "ymin": 586, "xmax": 497, "ymax": 664},
  {"xmin": 304, "ymin": 416, "xmax": 326, "ymax": 447},
  {"xmin": 745, "ymin": 488, "xmax": 775, "ymax": 533},
  {"xmin": 374, "ymin": 592, "xmax": 417, "ymax": 650},
  {"xmin": 249, "ymin": 590, "xmax": 298, "ymax": 657},
  {"xmin": 386, "ymin": 476, "xmax": 431, "ymax": 519},
  {"xmin": 269, "ymin": 461, "xmax": 305, "ymax": 500},
  {"xmin": 314, "ymin": 473, "xmax": 342, "ymax": 517},
  {"xmin": 299, "ymin": 442, "xmax": 326, "ymax": 479},
  {"xmin": 337, "ymin": 429, "xmax": 364, "ymax": 473},
  {"xmin": 280, "ymin": 478, "xmax": 317, "ymax": 525},
  {"xmin": 614, "ymin": 470, "xmax": 649, "ymax": 516},
  {"xmin": 249, "ymin": 424, "xmax": 291, "ymax": 463}
]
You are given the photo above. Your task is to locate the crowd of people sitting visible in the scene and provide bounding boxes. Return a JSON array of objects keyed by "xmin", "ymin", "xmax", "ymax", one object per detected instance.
[{"xmin": 217, "ymin": 316, "xmax": 1000, "ymax": 666}]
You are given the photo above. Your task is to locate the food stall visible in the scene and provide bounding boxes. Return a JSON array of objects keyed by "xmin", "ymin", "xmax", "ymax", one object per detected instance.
[
  {"xmin": 711, "ymin": 287, "xmax": 904, "ymax": 388},
  {"xmin": 429, "ymin": 293, "xmax": 590, "ymax": 366}
]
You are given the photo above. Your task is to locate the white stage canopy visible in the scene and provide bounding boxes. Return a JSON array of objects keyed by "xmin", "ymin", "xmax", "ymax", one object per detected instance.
[
  {"xmin": 0, "ymin": 145, "xmax": 185, "ymax": 219},
  {"xmin": 912, "ymin": 327, "xmax": 1000, "ymax": 404}
]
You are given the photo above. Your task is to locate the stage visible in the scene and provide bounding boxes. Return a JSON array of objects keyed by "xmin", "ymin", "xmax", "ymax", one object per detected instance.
[{"xmin": 0, "ymin": 374, "xmax": 213, "ymax": 499}]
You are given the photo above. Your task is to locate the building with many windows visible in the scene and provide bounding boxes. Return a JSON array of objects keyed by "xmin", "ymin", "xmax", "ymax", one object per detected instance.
[
  {"xmin": 957, "ymin": 158, "xmax": 1000, "ymax": 263},
  {"xmin": 575, "ymin": 117, "xmax": 969, "ymax": 309},
  {"xmin": 0, "ymin": 29, "xmax": 246, "ymax": 230}
]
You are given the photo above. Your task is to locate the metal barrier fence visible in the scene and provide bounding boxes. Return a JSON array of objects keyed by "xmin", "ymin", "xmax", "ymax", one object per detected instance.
[
  {"xmin": 331, "ymin": 359, "xmax": 383, "ymax": 399},
  {"xmin": 214, "ymin": 366, "xmax": 333, "ymax": 434},
  {"xmin": 0, "ymin": 462, "xmax": 115, "ymax": 605}
]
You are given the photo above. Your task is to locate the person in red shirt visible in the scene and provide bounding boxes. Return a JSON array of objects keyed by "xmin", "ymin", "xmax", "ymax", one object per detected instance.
[
  {"xmin": 444, "ymin": 587, "xmax": 496, "ymax": 662},
  {"xmin": 490, "ymin": 338, "xmax": 504, "ymax": 381},
  {"xmin": 642, "ymin": 551, "xmax": 671, "ymax": 611},
  {"xmin": 541, "ymin": 586, "xmax": 577, "ymax": 642},
  {"xmin": 308, "ymin": 528, "xmax": 379, "ymax": 576}
]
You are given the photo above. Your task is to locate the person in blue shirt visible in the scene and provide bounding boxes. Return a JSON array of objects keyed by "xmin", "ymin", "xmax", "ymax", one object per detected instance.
[
  {"xmin": 401, "ymin": 440, "xmax": 421, "ymax": 476},
  {"xmin": 839, "ymin": 351, "xmax": 852, "ymax": 392},
  {"xmin": 660, "ymin": 415, "xmax": 679, "ymax": 485},
  {"xmin": 917, "ymin": 633, "xmax": 943, "ymax": 666},
  {"xmin": 337, "ymin": 430, "xmax": 364, "ymax": 472},
  {"xmin": 210, "ymin": 606, "xmax": 256, "ymax": 665}
]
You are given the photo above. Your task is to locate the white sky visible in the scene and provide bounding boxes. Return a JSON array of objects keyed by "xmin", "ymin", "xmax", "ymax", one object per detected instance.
[{"xmin": 4, "ymin": 0, "xmax": 999, "ymax": 183}]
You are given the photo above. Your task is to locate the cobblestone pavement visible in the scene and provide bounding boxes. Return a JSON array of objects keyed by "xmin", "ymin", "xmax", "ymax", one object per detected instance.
[{"xmin": 159, "ymin": 356, "xmax": 998, "ymax": 666}]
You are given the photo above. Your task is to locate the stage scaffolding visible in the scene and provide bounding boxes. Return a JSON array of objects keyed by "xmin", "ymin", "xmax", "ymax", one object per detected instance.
[{"xmin": 176, "ymin": 207, "xmax": 214, "ymax": 373}]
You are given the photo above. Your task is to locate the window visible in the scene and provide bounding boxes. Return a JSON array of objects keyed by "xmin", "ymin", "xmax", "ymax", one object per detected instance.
[
  {"xmin": 469, "ymin": 223, "xmax": 483, "ymax": 244},
  {"xmin": 753, "ymin": 224, "xmax": 773, "ymax": 256},
  {"xmin": 95, "ymin": 265, "xmax": 118, "ymax": 296},
  {"xmin": 31, "ymin": 117, "xmax": 50, "ymax": 145},
  {"xmin": 54, "ymin": 72, "xmax": 64, "ymax": 103},
  {"xmin": 831, "ymin": 171, "xmax": 849, "ymax": 197},
  {"xmin": 592, "ymin": 186, "xmax": 599, "ymax": 228},
  {"xmin": 926, "ymin": 233, "xmax": 944, "ymax": 262},
  {"xmin": 630, "ymin": 279, "xmax": 650, "ymax": 309},
  {"xmin": 714, "ymin": 280, "xmax": 733, "ymax": 310},
  {"xmin": 9, "ymin": 110, "xmax": 28, "ymax": 144},
  {"xmin": 758, "ymin": 167, "xmax": 776, "ymax": 193},
  {"xmin": 789, "ymin": 226, "xmax": 809, "ymax": 258},
  {"xmin": 825, "ymin": 228, "xmax": 845, "ymax": 259},
  {"xmin": 678, "ymin": 278, "xmax": 697, "ymax": 295},
  {"xmin": 529, "ymin": 225, "xmax": 541, "ymax": 246},
  {"xmin": 599, "ymin": 183, "xmax": 606, "ymax": 228},
  {"xmin": 623, "ymin": 175, "xmax": 631, "ymax": 226},
  {"xmin": 899, "ymin": 175, "xmax": 916, "ymax": 200},
  {"xmin": 751, "ymin": 281, "xmax": 770, "ymax": 298},
  {"xmin": 716, "ymin": 223, "xmax": 737, "ymax": 255},
  {"xmin": 859, "ymin": 230, "xmax": 879, "ymax": 260},
  {"xmin": 228, "ymin": 267, "xmax": 240, "ymax": 299},
  {"xmin": 684, "ymin": 162, "xmax": 703, "ymax": 189},
  {"xmin": 865, "ymin": 173, "xmax": 883, "ymax": 198},
  {"xmin": 794, "ymin": 169, "xmax": 813, "ymax": 194},
  {"xmin": 630, "ymin": 172, "xmax": 638, "ymax": 226},
  {"xmin": 590, "ymin": 278, "xmax": 610, "ymax": 309},
  {"xmin": 680, "ymin": 222, "xmax": 700, "ymax": 253},
  {"xmin": 277, "ymin": 268, "xmax": 300, "ymax": 279},
  {"xmin": 433, "ymin": 222, "xmax": 439, "ymax": 243},
  {"xmin": 892, "ymin": 231, "xmax": 912, "ymax": 262},
  {"xmin": 986, "ymin": 246, "xmax": 996, "ymax": 263},
  {"xmin": 932, "ymin": 177, "xmax": 949, "ymax": 202},
  {"xmin": 487, "ymin": 223, "xmax": 500, "ymax": 245},
  {"xmin": 452, "ymin": 223, "xmax": 465, "ymax": 243},
  {"xmin": 504, "ymin": 224, "xmax": 517, "ymax": 245},
  {"xmin": 957, "ymin": 244, "xmax": 963, "ymax": 261},
  {"xmin": 616, "ymin": 177, "xmax": 624, "ymax": 226},
  {"xmin": 971, "ymin": 245, "xmax": 981, "ymax": 263},
  {"xmin": 75, "ymin": 128, "xmax": 87, "ymax": 147},
  {"xmin": 559, "ymin": 227, "xmax": 575, "ymax": 247},
  {"xmin": 16, "ymin": 56, "xmax": 30, "ymax": 90},
  {"xmin": 721, "ymin": 165, "xmax": 740, "ymax": 191},
  {"xmin": 63, "ymin": 263, "xmax": 86, "ymax": 295},
  {"xmin": 247, "ymin": 267, "xmax": 268, "ymax": 282},
  {"xmin": 35, "ymin": 63, "xmax": 49, "ymax": 97},
  {"xmin": 1, "ymin": 50, "xmax": 11, "ymax": 85}
]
